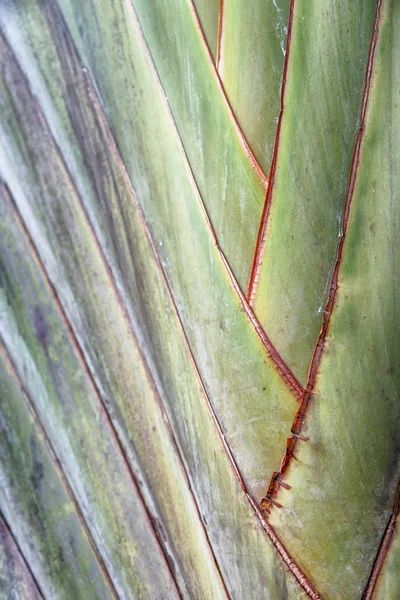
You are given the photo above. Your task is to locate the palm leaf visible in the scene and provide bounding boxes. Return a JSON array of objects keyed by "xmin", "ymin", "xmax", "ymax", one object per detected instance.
[{"xmin": 0, "ymin": 0, "xmax": 399, "ymax": 599}]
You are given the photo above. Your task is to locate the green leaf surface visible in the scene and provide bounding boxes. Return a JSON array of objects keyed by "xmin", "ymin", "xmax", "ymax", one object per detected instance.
[
  {"xmin": 250, "ymin": 0, "xmax": 376, "ymax": 384},
  {"xmin": 193, "ymin": 0, "xmax": 220, "ymax": 58},
  {"xmin": 269, "ymin": 3, "xmax": 400, "ymax": 598},
  {"xmin": 0, "ymin": 1, "xmax": 308, "ymax": 597},
  {"xmin": 0, "ymin": 184, "xmax": 178, "ymax": 599},
  {"xmin": 2, "ymin": 0, "xmax": 399, "ymax": 597},
  {"xmin": 218, "ymin": 0, "xmax": 289, "ymax": 174},
  {"xmin": 0, "ymin": 348, "xmax": 112, "ymax": 600},
  {"xmin": 56, "ymin": 0, "xmax": 300, "ymax": 504},
  {"xmin": 0, "ymin": 23, "xmax": 226, "ymax": 599},
  {"xmin": 60, "ymin": 0, "xmax": 266, "ymax": 291}
]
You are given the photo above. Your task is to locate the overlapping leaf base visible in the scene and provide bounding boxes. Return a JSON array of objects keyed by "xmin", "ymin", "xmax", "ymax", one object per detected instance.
[{"xmin": 0, "ymin": 0, "xmax": 399, "ymax": 599}]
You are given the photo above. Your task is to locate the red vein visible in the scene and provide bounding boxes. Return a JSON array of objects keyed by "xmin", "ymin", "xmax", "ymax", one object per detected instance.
[
  {"xmin": 82, "ymin": 23, "xmax": 317, "ymax": 597},
  {"xmin": 128, "ymin": 0, "xmax": 302, "ymax": 400},
  {"xmin": 119, "ymin": 171, "xmax": 319, "ymax": 598},
  {"xmin": 137, "ymin": 210, "xmax": 318, "ymax": 597},
  {"xmin": 188, "ymin": 0, "xmax": 268, "ymax": 186},
  {"xmin": 83, "ymin": 85, "xmax": 231, "ymax": 600},
  {"xmin": 362, "ymin": 477, "xmax": 400, "ymax": 599},
  {"xmin": 0, "ymin": 339, "xmax": 120, "ymax": 600},
  {"xmin": 215, "ymin": 0, "xmax": 224, "ymax": 69},
  {"xmin": 246, "ymin": 495, "xmax": 321, "ymax": 599},
  {"xmin": 0, "ymin": 513, "xmax": 44, "ymax": 599},
  {"xmin": 246, "ymin": 0, "xmax": 295, "ymax": 303},
  {"xmin": 261, "ymin": 0, "xmax": 382, "ymax": 512}
]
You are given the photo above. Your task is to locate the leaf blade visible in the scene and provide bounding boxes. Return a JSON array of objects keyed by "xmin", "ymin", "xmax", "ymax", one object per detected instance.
[
  {"xmin": 269, "ymin": 3, "xmax": 400, "ymax": 597},
  {"xmin": 249, "ymin": 0, "xmax": 376, "ymax": 384},
  {"xmin": 56, "ymin": 0, "xmax": 300, "ymax": 504},
  {"xmin": 0, "ymin": 2, "xmax": 306, "ymax": 596},
  {"xmin": 218, "ymin": 0, "xmax": 289, "ymax": 174},
  {"xmin": 61, "ymin": 0, "xmax": 266, "ymax": 289}
]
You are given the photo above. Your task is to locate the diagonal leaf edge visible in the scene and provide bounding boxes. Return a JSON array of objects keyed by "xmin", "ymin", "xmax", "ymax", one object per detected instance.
[
  {"xmin": 216, "ymin": 0, "xmax": 289, "ymax": 175},
  {"xmin": 0, "ymin": 337, "xmax": 119, "ymax": 599},
  {"xmin": 245, "ymin": 0, "xmax": 293, "ymax": 303},
  {"xmin": 189, "ymin": 0, "xmax": 268, "ymax": 185},
  {"xmin": 191, "ymin": 0, "xmax": 220, "ymax": 59}
]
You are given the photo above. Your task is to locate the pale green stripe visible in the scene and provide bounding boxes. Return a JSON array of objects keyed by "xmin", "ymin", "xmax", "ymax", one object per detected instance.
[
  {"xmin": 219, "ymin": 0, "xmax": 289, "ymax": 173},
  {"xmin": 252, "ymin": 0, "xmax": 376, "ymax": 383},
  {"xmin": 270, "ymin": 3, "xmax": 400, "ymax": 598},
  {"xmin": 59, "ymin": 0, "xmax": 266, "ymax": 289}
]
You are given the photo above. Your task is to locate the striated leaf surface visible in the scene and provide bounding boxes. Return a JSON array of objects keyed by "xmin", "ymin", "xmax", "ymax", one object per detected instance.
[
  {"xmin": 2, "ymin": 0, "xmax": 399, "ymax": 598},
  {"xmin": 218, "ymin": 0, "xmax": 289, "ymax": 174},
  {"xmin": 0, "ymin": 183, "xmax": 179, "ymax": 599},
  {"xmin": 0, "ymin": 25, "xmax": 227, "ymax": 599},
  {"xmin": 249, "ymin": 0, "xmax": 376, "ymax": 383},
  {"xmin": 56, "ymin": 0, "xmax": 300, "ymax": 504},
  {"xmin": 268, "ymin": 3, "xmax": 400, "ymax": 598},
  {"xmin": 0, "ymin": 351, "xmax": 112, "ymax": 600},
  {"xmin": 0, "ymin": 1, "xmax": 309, "ymax": 597},
  {"xmin": 59, "ymin": 0, "xmax": 267, "ymax": 291}
]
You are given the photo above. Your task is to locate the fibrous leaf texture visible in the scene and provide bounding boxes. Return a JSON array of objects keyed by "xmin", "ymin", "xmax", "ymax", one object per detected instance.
[{"xmin": 0, "ymin": 0, "xmax": 399, "ymax": 599}]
